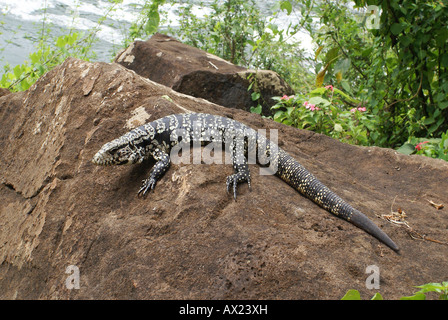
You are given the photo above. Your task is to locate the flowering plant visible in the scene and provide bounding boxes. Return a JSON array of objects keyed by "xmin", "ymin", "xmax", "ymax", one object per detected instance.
[
  {"xmin": 396, "ymin": 133, "xmax": 448, "ymax": 160},
  {"xmin": 271, "ymin": 85, "xmax": 376, "ymax": 146}
]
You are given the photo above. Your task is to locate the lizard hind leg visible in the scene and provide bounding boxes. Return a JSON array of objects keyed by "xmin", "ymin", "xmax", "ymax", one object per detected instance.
[
  {"xmin": 226, "ymin": 138, "xmax": 251, "ymax": 200},
  {"xmin": 226, "ymin": 165, "xmax": 251, "ymax": 200}
]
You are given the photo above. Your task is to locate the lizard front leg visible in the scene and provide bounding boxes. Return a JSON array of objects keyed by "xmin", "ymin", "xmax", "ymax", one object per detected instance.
[{"xmin": 138, "ymin": 148, "xmax": 170, "ymax": 196}]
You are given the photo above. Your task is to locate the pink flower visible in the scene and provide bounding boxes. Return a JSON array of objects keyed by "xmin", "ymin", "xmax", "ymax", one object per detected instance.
[
  {"xmin": 303, "ymin": 101, "xmax": 320, "ymax": 111},
  {"xmin": 325, "ymin": 85, "xmax": 334, "ymax": 92},
  {"xmin": 306, "ymin": 103, "xmax": 314, "ymax": 109},
  {"xmin": 281, "ymin": 95, "xmax": 290, "ymax": 100},
  {"xmin": 415, "ymin": 141, "xmax": 429, "ymax": 151},
  {"xmin": 350, "ymin": 107, "xmax": 367, "ymax": 112}
]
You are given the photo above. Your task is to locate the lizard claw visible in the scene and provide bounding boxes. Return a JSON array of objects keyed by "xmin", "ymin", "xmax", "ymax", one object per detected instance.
[
  {"xmin": 226, "ymin": 172, "xmax": 251, "ymax": 200},
  {"xmin": 226, "ymin": 175, "xmax": 238, "ymax": 200},
  {"xmin": 138, "ymin": 178, "xmax": 157, "ymax": 196}
]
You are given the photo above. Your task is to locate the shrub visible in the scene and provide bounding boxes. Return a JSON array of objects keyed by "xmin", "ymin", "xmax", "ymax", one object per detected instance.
[{"xmin": 271, "ymin": 85, "xmax": 377, "ymax": 146}]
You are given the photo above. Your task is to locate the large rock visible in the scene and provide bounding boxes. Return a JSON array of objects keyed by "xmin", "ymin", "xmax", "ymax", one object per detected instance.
[
  {"xmin": 0, "ymin": 87, "xmax": 11, "ymax": 98},
  {"xmin": 1, "ymin": 58, "xmax": 447, "ymax": 300},
  {"xmin": 114, "ymin": 33, "xmax": 294, "ymax": 116}
]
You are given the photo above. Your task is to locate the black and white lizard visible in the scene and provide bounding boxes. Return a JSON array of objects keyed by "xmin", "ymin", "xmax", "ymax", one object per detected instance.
[{"xmin": 92, "ymin": 112, "xmax": 399, "ymax": 252}]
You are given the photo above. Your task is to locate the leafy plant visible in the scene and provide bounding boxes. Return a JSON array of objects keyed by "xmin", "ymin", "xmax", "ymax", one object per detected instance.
[
  {"xmin": 124, "ymin": 0, "xmax": 166, "ymax": 48},
  {"xmin": 1, "ymin": 33, "xmax": 82, "ymax": 91},
  {"xmin": 0, "ymin": 0, "xmax": 122, "ymax": 92},
  {"xmin": 301, "ymin": 0, "xmax": 448, "ymax": 149},
  {"xmin": 397, "ymin": 131, "xmax": 448, "ymax": 161},
  {"xmin": 164, "ymin": 0, "xmax": 313, "ymax": 94},
  {"xmin": 401, "ymin": 282, "xmax": 448, "ymax": 300},
  {"xmin": 342, "ymin": 281, "xmax": 448, "ymax": 300},
  {"xmin": 341, "ymin": 289, "xmax": 383, "ymax": 300},
  {"xmin": 247, "ymin": 72, "xmax": 264, "ymax": 115},
  {"xmin": 271, "ymin": 85, "xmax": 377, "ymax": 146}
]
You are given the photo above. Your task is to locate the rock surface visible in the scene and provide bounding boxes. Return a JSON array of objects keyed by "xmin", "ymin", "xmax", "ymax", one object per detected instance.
[
  {"xmin": 0, "ymin": 87, "xmax": 10, "ymax": 98},
  {"xmin": 0, "ymin": 58, "xmax": 447, "ymax": 300},
  {"xmin": 114, "ymin": 33, "xmax": 294, "ymax": 116}
]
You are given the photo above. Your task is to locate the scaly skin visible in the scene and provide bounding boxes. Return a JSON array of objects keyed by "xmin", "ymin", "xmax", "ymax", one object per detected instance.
[{"xmin": 92, "ymin": 113, "xmax": 399, "ymax": 252}]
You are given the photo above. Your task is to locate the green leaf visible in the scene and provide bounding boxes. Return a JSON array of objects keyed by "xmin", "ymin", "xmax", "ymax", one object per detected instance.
[
  {"xmin": 441, "ymin": 54, "xmax": 448, "ymax": 69},
  {"xmin": 371, "ymin": 293, "xmax": 383, "ymax": 300},
  {"xmin": 309, "ymin": 87, "xmax": 326, "ymax": 96},
  {"xmin": 251, "ymin": 91, "xmax": 261, "ymax": 101},
  {"xmin": 36, "ymin": 64, "xmax": 46, "ymax": 76},
  {"xmin": 67, "ymin": 33, "xmax": 78, "ymax": 46},
  {"xmin": 334, "ymin": 123, "xmax": 343, "ymax": 132},
  {"xmin": 391, "ymin": 23, "xmax": 404, "ymax": 35},
  {"xmin": 341, "ymin": 289, "xmax": 361, "ymax": 300},
  {"xmin": 12, "ymin": 65, "xmax": 21, "ymax": 79},
  {"xmin": 400, "ymin": 35, "xmax": 412, "ymax": 47},
  {"xmin": 250, "ymin": 104, "xmax": 262, "ymax": 114},
  {"xmin": 400, "ymin": 293, "xmax": 426, "ymax": 300},
  {"xmin": 21, "ymin": 79, "xmax": 31, "ymax": 91},
  {"xmin": 396, "ymin": 143, "xmax": 415, "ymax": 155},
  {"xmin": 325, "ymin": 47, "xmax": 339, "ymax": 64},
  {"xmin": 428, "ymin": 121, "xmax": 441, "ymax": 134},
  {"xmin": 340, "ymin": 80, "xmax": 351, "ymax": 93},
  {"xmin": 415, "ymin": 282, "xmax": 446, "ymax": 293},
  {"xmin": 417, "ymin": 49, "xmax": 426, "ymax": 60},
  {"xmin": 273, "ymin": 110, "xmax": 285, "ymax": 121},
  {"xmin": 436, "ymin": 29, "xmax": 448, "ymax": 47},
  {"xmin": 286, "ymin": 106, "xmax": 295, "ymax": 115},
  {"xmin": 361, "ymin": 47, "xmax": 373, "ymax": 57},
  {"xmin": 443, "ymin": 135, "xmax": 448, "ymax": 150},
  {"xmin": 271, "ymin": 102, "xmax": 284, "ymax": 109},
  {"xmin": 161, "ymin": 95, "xmax": 173, "ymax": 102},
  {"xmin": 309, "ymin": 96, "xmax": 330, "ymax": 107},
  {"xmin": 333, "ymin": 88, "xmax": 358, "ymax": 104},
  {"xmin": 334, "ymin": 58, "xmax": 350, "ymax": 74},
  {"xmin": 423, "ymin": 117, "xmax": 435, "ymax": 125},
  {"xmin": 55, "ymin": 36, "xmax": 66, "ymax": 49},
  {"xmin": 30, "ymin": 52, "xmax": 40, "ymax": 64},
  {"xmin": 280, "ymin": 1, "xmax": 292, "ymax": 15},
  {"xmin": 145, "ymin": 10, "xmax": 160, "ymax": 35}
]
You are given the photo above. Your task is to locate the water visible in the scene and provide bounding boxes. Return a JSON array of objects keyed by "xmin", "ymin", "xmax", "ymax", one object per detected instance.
[
  {"xmin": 0, "ymin": 0, "xmax": 141, "ymax": 69},
  {"xmin": 0, "ymin": 0, "xmax": 313, "ymax": 71}
]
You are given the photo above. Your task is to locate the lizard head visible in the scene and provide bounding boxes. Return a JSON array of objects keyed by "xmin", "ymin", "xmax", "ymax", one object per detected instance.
[{"xmin": 92, "ymin": 138, "xmax": 145, "ymax": 166}]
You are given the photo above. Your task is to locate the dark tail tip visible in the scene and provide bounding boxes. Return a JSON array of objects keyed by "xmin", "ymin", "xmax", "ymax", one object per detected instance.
[{"xmin": 350, "ymin": 210, "xmax": 399, "ymax": 252}]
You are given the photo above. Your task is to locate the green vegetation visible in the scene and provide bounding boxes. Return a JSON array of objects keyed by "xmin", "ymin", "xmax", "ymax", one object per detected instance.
[
  {"xmin": 0, "ymin": 0, "xmax": 122, "ymax": 91},
  {"xmin": 271, "ymin": 85, "xmax": 376, "ymax": 146},
  {"xmin": 300, "ymin": 0, "xmax": 448, "ymax": 158},
  {"xmin": 1, "ymin": 33, "xmax": 82, "ymax": 91},
  {"xmin": 342, "ymin": 281, "xmax": 448, "ymax": 300},
  {"xmin": 1, "ymin": 0, "xmax": 447, "ymax": 161}
]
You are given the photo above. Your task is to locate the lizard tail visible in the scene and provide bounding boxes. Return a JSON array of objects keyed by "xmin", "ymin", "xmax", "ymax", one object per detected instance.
[
  {"xmin": 276, "ymin": 149, "xmax": 399, "ymax": 252},
  {"xmin": 349, "ymin": 208, "xmax": 399, "ymax": 252}
]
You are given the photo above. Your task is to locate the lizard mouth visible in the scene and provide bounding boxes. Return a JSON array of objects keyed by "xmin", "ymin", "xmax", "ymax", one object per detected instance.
[
  {"xmin": 92, "ymin": 152, "xmax": 113, "ymax": 166},
  {"xmin": 91, "ymin": 152, "xmax": 131, "ymax": 166}
]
